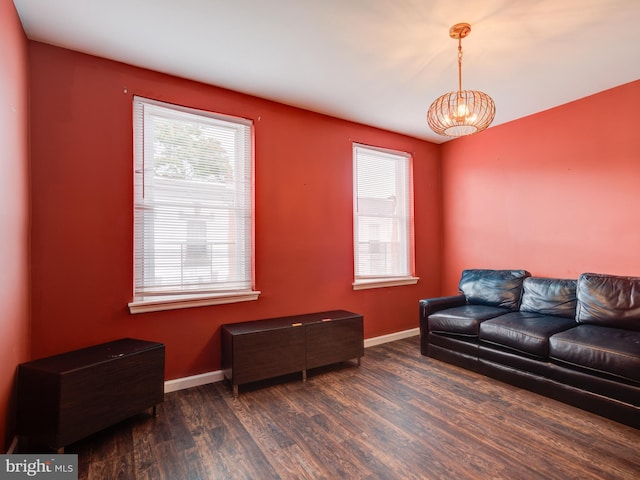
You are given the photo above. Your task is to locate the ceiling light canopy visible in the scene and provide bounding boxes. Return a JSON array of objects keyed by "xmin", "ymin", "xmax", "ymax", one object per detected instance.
[{"xmin": 427, "ymin": 23, "xmax": 495, "ymax": 137}]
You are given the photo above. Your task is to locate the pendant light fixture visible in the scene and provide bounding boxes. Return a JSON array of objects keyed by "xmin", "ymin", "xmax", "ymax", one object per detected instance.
[{"xmin": 427, "ymin": 23, "xmax": 495, "ymax": 137}]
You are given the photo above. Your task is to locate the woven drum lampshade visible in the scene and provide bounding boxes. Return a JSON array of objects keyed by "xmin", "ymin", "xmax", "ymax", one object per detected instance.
[
  {"xmin": 427, "ymin": 23, "xmax": 495, "ymax": 137},
  {"xmin": 427, "ymin": 89, "xmax": 495, "ymax": 137}
]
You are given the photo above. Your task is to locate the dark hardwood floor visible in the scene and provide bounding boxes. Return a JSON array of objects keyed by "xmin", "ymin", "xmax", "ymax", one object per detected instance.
[{"xmin": 69, "ymin": 336, "xmax": 640, "ymax": 479}]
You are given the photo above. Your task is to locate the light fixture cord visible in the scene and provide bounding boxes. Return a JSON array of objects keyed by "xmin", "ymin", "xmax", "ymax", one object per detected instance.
[{"xmin": 457, "ymin": 37, "xmax": 463, "ymax": 93}]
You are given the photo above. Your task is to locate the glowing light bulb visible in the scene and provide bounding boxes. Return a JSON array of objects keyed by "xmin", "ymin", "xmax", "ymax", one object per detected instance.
[{"xmin": 457, "ymin": 102, "xmax": 469, "ymax": 118}]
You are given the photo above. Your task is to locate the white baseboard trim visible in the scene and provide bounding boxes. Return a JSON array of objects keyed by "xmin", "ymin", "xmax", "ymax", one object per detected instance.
[
  {"xmin": 164, "ymin": 370, "xmax": 224, "ymax": 393},
  {"xmin": 364, "ymin": 327, "xmax": 419, "ymax": 348},
  {"xmin": 6, "ymin": 436, "xmax": 18, "ymax": 454},
  {"xmin": 163, "ymin": 327, "xmax": 419, "ymax": 393}
]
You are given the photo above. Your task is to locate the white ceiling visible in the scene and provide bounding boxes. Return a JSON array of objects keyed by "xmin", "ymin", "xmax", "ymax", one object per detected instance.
[{"xmin": 13, "ymin": 0, "xmax": 640, "ymax": 143}]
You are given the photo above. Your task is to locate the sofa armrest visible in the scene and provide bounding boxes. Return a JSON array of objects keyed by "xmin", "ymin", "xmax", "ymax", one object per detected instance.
[
  {"xmin": 419, "ymin": 295, "xmax": 466, "ymax": 355},
  {"xmin": 419, "ymin": 295, "xmax": 466, "ymax": 319}
]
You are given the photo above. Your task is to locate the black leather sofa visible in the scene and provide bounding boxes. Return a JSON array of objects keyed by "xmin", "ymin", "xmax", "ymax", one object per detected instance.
[{"xmin": 419, "ymin": 269, "xmax": 640, "ymax": 428}]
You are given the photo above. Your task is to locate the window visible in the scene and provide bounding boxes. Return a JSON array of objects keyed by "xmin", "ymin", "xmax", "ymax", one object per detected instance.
[
  {"xmin": 353, "ymin": 143, "xmax": 418, "ymax": 290},
  {"xmin": 129, "ymin": 97, "xmax": 258, "ymax": 313}
]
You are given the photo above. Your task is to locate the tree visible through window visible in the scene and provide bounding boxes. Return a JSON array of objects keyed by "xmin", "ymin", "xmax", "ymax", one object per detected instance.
[
  {"xmin": 153, "ymin": 118, "xmax": 232, "ymax": 182},
  {"xmin": 130, "ymin": 97, "xmax": 256, "ymax": 312}
]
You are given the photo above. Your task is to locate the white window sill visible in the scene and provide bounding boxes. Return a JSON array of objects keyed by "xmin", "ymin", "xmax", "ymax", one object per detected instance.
[
  {"xmin": 352, "ymin": 276, "xmax": 419, "ymax": 290},
  {"xmin": 128, "ymin": 290, "xmax": 261, "ymax": 314}
]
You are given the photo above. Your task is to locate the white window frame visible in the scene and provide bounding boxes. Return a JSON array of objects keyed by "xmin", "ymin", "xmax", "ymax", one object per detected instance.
[
  {"xmin": 352, "ymin": 143, "xmax": 419, "ymax": 290},
  {"xmin": 129, "ymin": 97, "xmax": 259, "ymax": 313}
]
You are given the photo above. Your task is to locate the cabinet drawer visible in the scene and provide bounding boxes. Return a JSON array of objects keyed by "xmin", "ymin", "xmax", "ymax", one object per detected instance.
[
  {"xmin": 231, "ymin": 327, "xmax": 305, "ymax": 385},
  {"xmin": 306, "ymin": 317, "xmax": 364, "ymax": 369}
]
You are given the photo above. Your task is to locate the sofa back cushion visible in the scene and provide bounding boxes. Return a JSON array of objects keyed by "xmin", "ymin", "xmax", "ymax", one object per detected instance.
[
  {"xmin": 576, "ymin": 273, "xmax": 640, "ymax": 330},
  {"xmin": 458, "ymin": 269, "xmax": 530, "ymax": 310},
  {"xmin": 519, "ymin": 277, "xmax": 577, "ymax": 319}
]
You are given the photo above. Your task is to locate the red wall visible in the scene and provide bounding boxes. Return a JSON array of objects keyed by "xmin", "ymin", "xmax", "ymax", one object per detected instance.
[
  {"xmin": 28, "ymin": 42, "xmax": 442, "ymax": 381},
  {"xmin": 0, "ymin": 0, "xmax": 31, "ymax": 450},
  {"xmin": 440, "ymin": 80, "xmax": 640, "ymax": 293}
]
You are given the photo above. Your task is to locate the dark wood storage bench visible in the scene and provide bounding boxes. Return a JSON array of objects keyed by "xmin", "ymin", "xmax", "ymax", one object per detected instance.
[
  {"xmin": 221, "ymin": 310, "xmax": 364, "ymax": 396},
  {"xmin": 17, "ymin": 338, "xmax": 165, "ymax": 452}
]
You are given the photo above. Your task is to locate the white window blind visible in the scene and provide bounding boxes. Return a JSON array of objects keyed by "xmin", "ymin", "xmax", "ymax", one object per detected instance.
[
  {"xmin": 353, "ymin": 143, "xmax": 416, "ymax": 289},
  {"xmin": 131, "ymin": 97, "xmax": 256, "ymax": 310}
]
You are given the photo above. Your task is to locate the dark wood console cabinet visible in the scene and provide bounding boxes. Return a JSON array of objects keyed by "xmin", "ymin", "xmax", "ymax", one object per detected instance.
[
  {"xmin": 17, "ymin": 338, "xmax": 165, "ymax": 451},
  {"xmin": 222, "ymin": 310, "xmax": 364, "ymax": 396}
]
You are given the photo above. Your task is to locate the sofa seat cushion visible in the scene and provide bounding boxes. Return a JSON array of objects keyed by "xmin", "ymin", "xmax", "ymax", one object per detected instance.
[
  {"xmin": 549, "ymin": 325, "xmax": 640, "ymax": 383},
  {"xmin": 479, "ymin": 312, "xmax": 576, "ymax": 358},
  {"xmin": 429, "ymin": 305, "xmax": 510, "ymax": 337}
]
